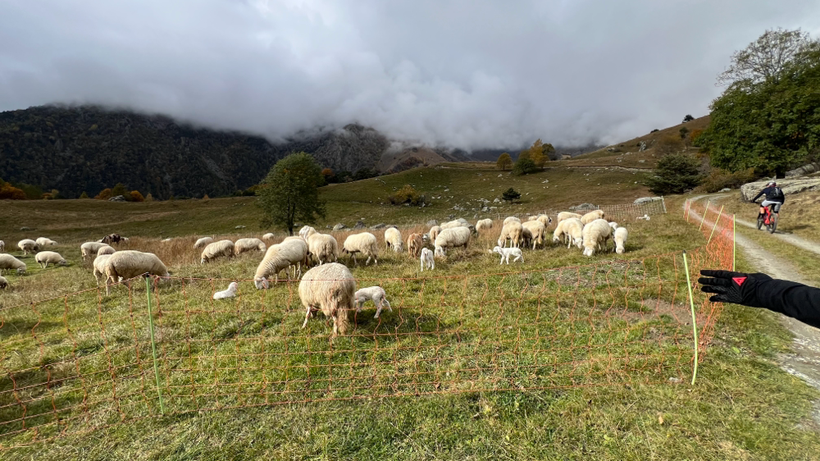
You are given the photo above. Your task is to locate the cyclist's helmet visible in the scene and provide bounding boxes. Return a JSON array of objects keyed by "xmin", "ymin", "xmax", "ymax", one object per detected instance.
[{"xmin": 767, "ymin": 181, "xmax": 777, "ymax": 187}]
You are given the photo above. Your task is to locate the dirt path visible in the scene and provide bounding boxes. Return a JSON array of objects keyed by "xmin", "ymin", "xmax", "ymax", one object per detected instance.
[
  {"xmin": 733, "ymin": 216, "xmax": 820, "ymax": 257},
  {"xmin": 689, "ymin": 195, "xmax": 820, "ymax": 392}
]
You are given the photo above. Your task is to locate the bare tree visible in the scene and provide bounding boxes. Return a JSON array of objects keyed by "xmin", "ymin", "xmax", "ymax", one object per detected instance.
[{"xmin": 717, "ymin": 28, "xmax": 816, "ymax": 86}]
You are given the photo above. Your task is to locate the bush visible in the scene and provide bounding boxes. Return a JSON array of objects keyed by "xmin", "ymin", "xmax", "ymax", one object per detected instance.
[
  {"xmin": 683, "ymin": 114, "xmax": 695, "ymax": 123},
  {"xmin": 389, "ymin": 185, "xmax": 425, "ymax": 206},
  {"xmin": 502, "ymin": 187, "xmax": 521, "ymax": 202},
  {"xmin": 0, "ymin": 183, "xmax": 27, "ymax": 200},
  {"xmin": 79, "ymin": 191, "xmax": 89, "ymax": 199},
  {"xmin": 646, "ymin": 154, "xmax": 703, "ymax": 194},
  {"xmin": 654, "ymin": 135, "xmax": 684, "ymax": 155},
  {"xmin": 130, "ymin": 190, "xmax": 145, "ymax": 202},
  {"xmin": 697, "ymin": 168, "xmax": 758, "ymax": 193},
  {"xmin": 512, "ymin": 158, "xmax": 537, "ymax": 176},
  {"xmin": 95, "ymin": 188, "xmax": 113, "ymax": 200},
  {"xmin": 145, "ymin": 193, "xmax": 154, "ymax": 202}
]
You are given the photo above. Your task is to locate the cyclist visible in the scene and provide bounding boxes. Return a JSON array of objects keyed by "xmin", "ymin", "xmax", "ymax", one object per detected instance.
[{"xmin": 750, "ymin": 180, "xmax": 785, "ymax": 224}]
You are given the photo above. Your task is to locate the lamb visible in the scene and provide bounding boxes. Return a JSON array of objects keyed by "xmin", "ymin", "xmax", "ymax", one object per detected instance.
[
  {"xmin": 637, "ymin": 214, "xmax": 651, "ymax": 221},
  {"xmin": 35, "ymin": 237, "xmax": 58, "ymax": 247},
  {"xmin": 497, "ymin": 221, "xmax": 523, "ymax": 248},
  {"xmin": 580, "ymin": 210, "xmax": 606, "ymax": 225},
  {"xmin": 428, "ymin": 225, "xmax": 442, "ymax": 243},
  {"xmin": 420, "ymin": 247, "xmax": 435, "ymax": 271},
  {"xmin": 492, "ymin": 246, "xmax": 523, "ymax": 264},
  {"xmin": 262, "ymin": 233, "xmax": 276, "ymax": 241},
  {"xmin": 342, "ymin": 232, "xmax": 379, "ymax": 266},
  {"xmin": 194, "ymin": 237, "xmax": 214, "ymax": 249},
  {"xmin": 384, "ymin": 227, "xmax": 404, "ymax": 253},
  {"xmin": 213, "ymin": 282, "xmax": 238, "ymax": 300},
  {"xmin": 556, "ymin": 212, "xmax": 582, "ymax": 224},
  {"xmin": 407, "ymin": 233, "xmax": 424, "ymax": 258},
  {"xmin": 582, "ymin": 219, "xmax": 613, "ymax": 257},
  {"xmin": 103, "ymin": 251, "xmax": 170, "ymax": 295},
  {"xmin": 81, "ymin": 241, "xmax": 109, "ymax": 261},
  {"xmin": 553, "ymin": 218, "xmax": 584, "ymax": 249},
  {"xmin": 613, "ymin": 227, "xmax": 629, "ymax": 254},
  {"xmin": 434, "ymin": 226, "xmax": 471, "ymax": 257},
  {"xmin": 521, "ymin": 220, "xmax": 546, "ymax": 250},
  {"xmin": 234, "ymin": 238, "xmax": 267, "ymax": 256},
  {"xmin": 200, "ymin": 240, "xmax": 235, "ymax": 264},
  {"xmin": 608, "ymin": 222, "xmax": 618, "ymax": 230},
  {"xmin": 300, "ymin": 227, "xmax": 338, "ymax": 265},
  {"xmin": 475, "ymin": 219, "xmax": 493, "ymax": 233},
  {"xmin": 35, "ymin": 251, "xmax": 68, "ymax": 268},
  {"xmin": 0, "ymin": 240, "xmax": 4, "ymax": 252},
  {"xmin": 503, "ymin": 216, "xmax": 521, "ymax": 225},
  {"xmin": 17, "ymin": 239, "xmax": 39, "ymax": 255},
  {"xmin": 97, "ymin": 245, "xmax": 116, "ymax": 256},
  {"xmin": 92, "ymin": 254, "xmax": 112, "ymax": 285},
  {"xmin": 298, "ymin": 263, "xmax": 356, "ymax": 336},
  {"xmin": 354, "ymin": 286, "xmax": 393, "ymax": 319},
  {"xmin": 253, "ymin": 240, "xmax": 309, "ymax": 288},
  {"xmin": 0, "ymin": 254, "xmax": 26, "ymax": 275},
  {"xmin": 0, "ymin": 276, "xmax": 7, "ymax": 289}
]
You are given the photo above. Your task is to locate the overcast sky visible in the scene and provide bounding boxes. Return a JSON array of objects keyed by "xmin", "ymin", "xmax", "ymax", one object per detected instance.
[{"xmin": 2, "ymin": 0, "xmax": 820, "ymax": 150}]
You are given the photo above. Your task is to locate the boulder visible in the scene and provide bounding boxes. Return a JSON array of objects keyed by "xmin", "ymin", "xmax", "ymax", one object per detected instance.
[
  {"xmin": 109, "ymin": 195, "xmax": 127, "ymax": 202},
  {"xmin": 720, "ymin": 188, "xmax": 731, "ymax": 192},
  {"xmin": 740, "ymin": 178, "xmax": 820, "ymax": 201},
  {"xmin": 353, "ymin": 221, "xmax": 366, "ymax": 230},
  {"xmin": 570, "ymin": 203, "xmax": 597, "ymax": 211},
  {"xmin": 785, "ymin": 162, "xmax": 820, "ymax": 178},
  {"xmin": 332, "ymin": 223, "xmax": 347, "ymax": 231},
  {"xmin": 234, "ymin": 225, "xmax": 246, "ymax": 229},
  {"xmin": 371, "ymin": 223, "xmax": 386, "ymax": 230},
  {"xmin": 633, "ymin": 197, "xmax": 663, "ymax": 205}
]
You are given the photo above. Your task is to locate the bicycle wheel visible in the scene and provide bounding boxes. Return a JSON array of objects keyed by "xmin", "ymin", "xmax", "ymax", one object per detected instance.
[{"xmin": 769, "ymin": 213, "xmax": 778, "ymax": 234}]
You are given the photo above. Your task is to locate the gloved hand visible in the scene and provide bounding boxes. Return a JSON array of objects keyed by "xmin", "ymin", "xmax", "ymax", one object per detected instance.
[{"xmin": 698, "ymin": 270, "xmax": 773, "ymax": 307}]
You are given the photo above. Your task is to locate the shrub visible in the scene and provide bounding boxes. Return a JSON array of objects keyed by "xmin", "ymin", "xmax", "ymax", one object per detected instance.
[
  {"xmin": 110, "ymin": 183, "xmax": 128, "ymax": 198},
  {"xmin": 646, "ymin": 153, "xmax": 704, "ymax": 194},
  {"xmin": 145, "ymin": 193, "xmax": 154, "ymax": 202},
  {"xmin": 389, "ymin": 185, "xmax": 425, "ymax": 206},
  {"xmin": 683, "ymin": 114, "xmax": 695, "ymax": 123},
  {"xmin": 79, "ymin": 191, "xmax": 89, "ymax": 199},
  {"xmin": 496, "ymin": 153, "xmax": 513, "ymax": 171},
  {"xmin": 0, "ymin": 183, "xmax": 27, "ymax": 200},
  {"xmin": 95, "ymin": 188, "xmax": 113, "ymax": 200},
  {"xmin": 502, "ymin": 187, "xmax": 521, "ymax": 202},
  {"xmin": 130, "ymin": 190, "xmax": 145, "ymax": 202},
  {"xmin": 512, "ymin": 158, "xmax": 537, "ymax": 176},
  {"xmin": 697, "ymin": 168, "xmax": 758, "ymax": 193}
]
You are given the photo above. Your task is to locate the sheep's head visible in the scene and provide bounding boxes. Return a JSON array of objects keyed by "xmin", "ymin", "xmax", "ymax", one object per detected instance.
[
  {"xmin": 16, "ymin": 267, "xmax": 26, "ymax": 275},
  {"xmin": 616, "ymin": 246, "xmax": 625, "ymax": 254},
  {"xmin": 254, "ymin": 278, "xmax": 269, "ymax": 290},
  {"xmin": 492, "ymin": 246, "xmax": 502, "ymax": 255},
  {"xmin": 583, "ymin": 246, "xmax": 594, "ymax": 257},
  {"xmin": 228, "ymin": 282, "xmax": 238, "ymax": 292},
  {"xmin": 434, "ymin": 246, "xmax": 446, "ymax": 258}
]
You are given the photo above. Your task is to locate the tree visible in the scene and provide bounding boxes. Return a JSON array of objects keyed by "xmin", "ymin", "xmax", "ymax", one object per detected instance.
[
  {"xmin": 679, "ymin": 127, "xmax": 689, "ymax": 140},
  {"xmin": 0, "ymin": 183, "xmax": 26, "ymax": 200},
  {"xmin": 79, "ymin": 191, "xmax": 89, "ymax": 199},
  {"xmin": 512, "ymin": 157, "xmax": 537, "ymax": 176},
  {"xmin": 496, "ymin": 153, "xmax": 513, "ymax": 171},
  {"xmin": 527, "ymin": 139, "xmax": 555, "ymax": 168},
  {"xmin": 682, "ymin": 114, "xmax": 694, "ymax": 123},
  {"xmin": 256, "ymin": 152, "xmax": 326, "ymax": 235},
  {"xmin": 717, "ymin": 28, "xmax": 816, "ymax": 86},
  {"xmin": 144, "ymin": 193, "xmax": 154, "ymax": 202},
  {"xmin": 130, "ymin": 190, "xmax": 145, "ymax": 202},
  {"xmin": 646, "ymin": 154, "xmax": 703, "ymax": 194},
  {"xmin": 95, "ymin": 188, "xmax": 113, "ymax": 200},
  {"xmin": 111, "ymin": 183, "xmax": 128, "ymax": 199},
  {"xmin": 501, "ymin": 188, "xmax": 521, "ymax": 202},
  {"xmin": 321, "ymin": 168, "xmax": 335, "ymax": 183},
  {"xmin": 389, "ymin": 185, "xmax": 424, "ymax": 206}
]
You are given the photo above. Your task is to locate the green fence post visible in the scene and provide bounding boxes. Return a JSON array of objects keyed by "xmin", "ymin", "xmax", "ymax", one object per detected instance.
[
  {"xmin": 698, "ymin": 200, "xmax": 711, "ymax": 231},
  {"xmin": 146, "ymin": 277, "xmax": 165, "ymax": 415},
  {"xmin": 707, "ymin": 205, "xmax": 724, "ymax": 245},
  {"xmin": 682, "ymin": 251, "xmax": 699, "ymax": 385},
  {"xmin": 733, "ymin": 214, "xmax": 737, "ymax": 271}
]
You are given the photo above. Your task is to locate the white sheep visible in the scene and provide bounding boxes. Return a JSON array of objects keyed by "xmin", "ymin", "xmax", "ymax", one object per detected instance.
[
  {"xmin": 0, "ymin": 254, "xmax": 27, "ymax": 274},
  {"xmin": 535, "ymin": 214, "xmax": 552, "ymax": 228},
  {"xmin": 420, "ymin": 247, "xmax": 435, "ymax": 271},
  {"xmin": 103, "ymin": 251, "xmax": 170, "ymax": 295},
  {"xmin": 342, "ymin": 232, "xmax": 379, "ymax": 266},
  {"xmin": 428, "ymin": 225, "xmax": 442, "ymax": 243},
  {"xmin": 553, "ymin": 218, "xmax": 584, "ymax": 249},
  {"xmin": 17, "ymin": 239, "xmax": 39, "ymax": 255},
  {"xmin": 521, "ymin": 220, "xmax": 546, "ymax": 250},
  {"xmin": 609, "ymin": 222, "xmax": 618, "ymax": 230},
  {"xmin": 253, "ymin": 240, "xmax": 309, "ymax": 288},
  {"xmin": 614, "ymin": 227, "xmax": 629, "ymax": 254},
  {"xmin": 434, "ymin": 226, "xmax": 471, "ymax": 257},
  {"xmin": 234, "ymin": 238, "xmax": 267, "ymax": 256},
  {"xmin": 492, "ymin": 246, "xmax": 523, "ymax": 264},
  {"xmin": 0, "ymin": 275, "xmax": 7, "ymax": 289},
  {"xmin": 637, "ymin": 214, "xmax": 651, "ymax": 221},
  {"xmin": 384, "ymin": 227, "xmax": 403, "ymax": 253},
  {"xmin": 262, "ymin": 233, "xmax": 276, "ymax": 241},
  {"xmin": 580, "ymin": 210, "xmax": 606, "ymax": 225},
  {"xmin": 200, "ymin": 240, "xmax": 235, "ymax": 264},
  {"xmin": 503, "ymin": 216, "xmax": 521, "ymax": 225},
  {"xmin": 582, "ymin": 219, "xmax": 613, "ymax": 257},
  {"xmin": 35, "ymin": 237, "xmax": 58, "ymax": 247},
  {"xmin": 0, "ymin": 240, "xmax": 5, "ymax": 252},
  {"xmin": 35, "ymin": 251, "xmax": 67, "ymax": 268},
  {"xmin": 194, "ymin": 237, "xmax": 214, "ymax": 249},
  {"xmin": 440, "ymin": 219, "xmax": 469, "ymax": 229},
  {"xmin": 282, "ymin": 237, "xmax": 310, "ymax": 277},
  {"xmin": 213, "ymin": 282, "xmax": 238, "ymax": 300},
  {"xmin": 354, "ymin": 286, "xmax": 393, "ymax": 319},
  {"xmin": 81, "ymin": 241, "xmax": 109, "ymax": 261},
  {"xmin": 97, "ymin": 245, "xmax": 116, "ymax": 256},
  {"xmin": 497, "ymin": 221, "xmax": 523, "ymax": 248},
  {"xmin": 298, "ymin": 263, "xmax": 356, "ymax": 336},
  {"xmin": 301, "ymin": 227, "xmax": 338, "ymax": 266},
  {"xmin": 92, "ymin": 254, "xmax": 112, "ymax": 285},
  {"xmin": 556, "ymin": 212, "xmax": 582, "ymax": 224},
  {"xmin": 475, "ymin": 219, "xmax": 493, "ymax": 233},
  {"xmin": 407, "ymin": 233, "xmax": 424, "ymax": 258}
]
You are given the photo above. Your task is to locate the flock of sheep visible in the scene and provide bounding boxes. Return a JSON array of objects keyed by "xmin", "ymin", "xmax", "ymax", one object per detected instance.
[{"xmin": 0, "ymin": 208, "xmax": 630, "ymax": 337}]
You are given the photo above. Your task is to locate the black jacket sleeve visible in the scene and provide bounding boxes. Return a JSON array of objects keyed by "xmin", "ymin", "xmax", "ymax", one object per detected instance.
[
  {"xmin": 756, "ymin": 279, "xmax": 820, "ymax": 329},
  {"xmin": 751, "ymin": 189, "xmax": 765, "ymax": 202}
]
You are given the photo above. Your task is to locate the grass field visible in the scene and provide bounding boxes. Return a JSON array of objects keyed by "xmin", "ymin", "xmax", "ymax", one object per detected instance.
[{"xmin": 1, "ymin": 165, "xmax": 820, "ymax": 459}]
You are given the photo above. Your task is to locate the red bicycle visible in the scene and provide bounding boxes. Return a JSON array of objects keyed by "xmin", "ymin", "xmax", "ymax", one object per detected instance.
[{"xmin": 755, "ymin": 202, "xmax": 778, "ymax": 234}]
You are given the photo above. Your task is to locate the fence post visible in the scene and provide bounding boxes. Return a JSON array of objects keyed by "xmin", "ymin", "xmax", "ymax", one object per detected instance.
[
  {"xmin": 733, "ymin": 214, "xmax": 737, "ymax": 271},
  {"xmin": 698, "ymin": 200, "xmax": 711, "ymax": 231},
  {"xmin": 682, "ymin": 251, "xmax": 699, "ymax": 385},
  {"xmin": 686, "ymin": 200, "xmax": 692, "ymax": 222},
  {"xmin": 707, "ymin": 205, "xmax": 724, "ymax": 245},
  {"xmin": 661, "ymin": 196, "xmax": 667, "ymax": 214},
  {"xmin": 145, "ymin": 277, "xmax": 165, "ymax": 415}
]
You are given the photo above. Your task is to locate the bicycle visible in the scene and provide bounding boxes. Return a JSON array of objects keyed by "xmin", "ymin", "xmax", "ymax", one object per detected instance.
[{"xmin": 754, "ymin": 201, "xmax": 778, "ymax": 234}]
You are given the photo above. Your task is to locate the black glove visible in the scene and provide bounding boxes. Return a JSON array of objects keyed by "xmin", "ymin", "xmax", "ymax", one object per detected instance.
[{"xmin": 698, "ymin": 270, "xmax": 773, "ymax": 307}]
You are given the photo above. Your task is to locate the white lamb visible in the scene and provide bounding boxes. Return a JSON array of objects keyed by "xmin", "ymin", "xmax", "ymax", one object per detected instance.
[
  {"xmin": 608, "ymin": 222, "xmax": 618, "ymax": 230},
  {"xmin": 301, "ymin": 227, "xmax": 338, "ymax": 265},
  {"xmin": 298, "ymin": 263, "xmax": 356, "ymax": 336},
  {"xmin": 614, "ymin": 227, "xmax": 629, "ymax": 254},
  {"xmin": 262, "ymin": 233, "xmax": 276, "ymax": 241},
  {"xmin": 35, "ymin": 251, "xmax": 67, "ymax": 268},
  {"xmin": 492, "ymin": 246, "xmax": 523, "ymax": 264},
  {"xmin": 103, "ymin": 251, "xmax": 170, "ymax": 295},
  {"xmin": 556, "ymin": 212, "xmax": 582, "ymax": 224},
  {"xmin": 582, "ymin": 219, "xmax": 613, "ymax": 257},
  {"xmin": 580, "ymin": 210, "xmax": 605, "ymax": 225},
  {"xmin": 0, "ymin": 254, "xmax": 26, "ymax": 275},
  {"xmin": 97, "ymin": 245, "xmax": 116, "ymax": 256},
  {"xmin": 342, "ymin": 232, "xmax": 379, "ymax": 266},
  {"xmin": 194, "ymin": 237, "xmax": 214, "ymax": 249},
  {"xmin": 521, "ymin": 220, "xmax": 546, "ymax": 250},
  {"xmin": 434, "ymin": 227, "xmax": 471, "ymax": 258},
  {"xmin": 213, "ymin": 282, "xmax": 238, "ymax": 300},
  {"xmin": 420, "ymin": 247, "xmax": 435, "ymax": 271},
  {"xmin": 0, "ymin": 276, "xmax": 7, "ymax": 289},
  {"xmin": 0, "ymin": 240, "xmax": 5, "ymax": 252},
  {"xmin": 354, "ymin": 286, "xmax": 393, "ymax": 319},
  {"xmin": 35, "ymin": 237, "xmax": 58, "ymax": 247},
  {"xmin": 475, "ymin": 219, "xmax": 493, "ymax": 233},
  {"xmin": 200, "ymin": 240, "xmax": 235, "ymax": 264},
  {"xmin": 497, "ymin": 221, "xmax": 523, "ymax": 248},
  {"xmin": 253, "ymin": 240, "xmax": 309, "ymax": 289},
  {"xmin": 234, "ymin": 238, "xmax": 266, "ymax": 256},
  {"xmin": 384, "ymin": 227, "xmax": 404, "ymax": 253},
  {"xmin": 81, "ymin": 241, "xmax": 109, "ymax": 261},
  {"xmin": 17, "ymin": 239, "xmax": 39, "ymax": 255},
  {"xmin": 503, "ymin": 216, "xmax": 521, "ymax": 225},
  {"xmin": 553, "ymin": 218, "xmax": 584, "ymax": 249}
]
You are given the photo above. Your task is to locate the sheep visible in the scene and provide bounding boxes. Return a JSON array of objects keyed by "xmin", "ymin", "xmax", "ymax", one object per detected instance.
[
  {"xmin": 503, "ymin": 216, "xmax": 521, "ymax": 225},
  {"xmin": 342, "ymin": 232, "xmax": 379, "ymax": 266},
  {"xmin": 0, "ymin": 254, "xmax": 26, "ymax": 275},
  {"xmin": 234, "ymin": 238, "xmax": 267, "ymax": 256},
  {"xmin": 553, "ymin": 218, "xmax": 584, "ymax": 249},
  {"xmin": 262, "ymin": 233, "xmax": 276, "ymax": 241},
  {"xmin": 213, "ymin": 282, "xmax": 238, "ymax": 300},
  {"xmin": 81, "ymin": 241, "xmax": 109, "ymax": 261},
  {"xmin": 301, "ymin": 227, "xmax": 339, "ymax": 266},
  {"xmin": 492, "ymin": 246, "xmax": 523, "ymax": 264},
  {"xmin": 580, "ymin": 210, "xmax": 606, "ymax": 225},
  {"xmin": 35, "ymin": 237, "xmax": 58, "ymax": 247},
  {"xmin": 298, "ymin": 263, "xmax": 356, "ymax": 336},
  {"xmin": 35, "ymin": 251, "xmax": 67, "ymax": 268},
  {"xmin": 103, "ymin": 251, "xmax": 170, "ymax": 295},
  {"xmin": 428, "ymin": 225, "xmax": 442, "ymax": 243},
  {"xmin": 101, "ymin": 233, "xmax": 125, "ymax": 245},
  {"xmin": 614, "ymin": 227, "xmax": 629, "ymax": 254},
  {"xmin": 0, "ymin": 240, "xmax": 4, "ymax": 252},
  {"xmin": 97, "ymin": 245, "xmax": 116, "ymax": 256},
  {"xmin": 497, "ymin": 221, "xmax": 523, "ymax": 248},
  {"xmin": 354, "ymin": 286, "xmax": 393, "ymax": 319},
  {"xmin": 434, "ymin": 226, "xmax": 471, "ymax": 257},
  {"xmin": 253, "ymin": 240, "xmax": 309, "ymax": 289},
  {"xmin": 17, "ymin": 239, "xmax": 39, "ymax": 255},
  {"xmin": 92, "ymin": 254, "xmax": 112, "ymax": 285},
  {"xmin": 384, "ymin": 227, "xmax": 403, "ymax": 253},
  {"xmin": 637, "ymin": 214, "xmax": 651, "ymax": 221},
  {"xmin": 194, "ymin": 237, "xmax": 214, "ymax": 249},
  {"xmin": 521, "ymin": 220, "xmax": 546, "ymax": 250},
  {"xmin": 582, "ymin": 219, "xmax": 613, "ymax": 257},
  {"xmin": 0, "ymin": 275, "xmax": 7, "ymax": 289},
  {"xmin": 282, "ymin": 237, "xmax": 310, "ymax": 277},
  {"xmin": 520, "ymin": 227, "xmax": 533, "ymax": 250},
  {"xmin": 440, "ymin": 219, "xmax": 469, "ymax": 229},
  {"xmin": 608, "ymin": 222, "xmax": 618, "ymax": 230},
  {"xmin": 535, "ymin": 214, "xmax": 552, "ymax": 228},
  {"xmin": 200, "ymin": 240, "xmax": 235, "ymax": 264},
  {"xmin": 556, "ymin": 212, "xmax": 582, "ymax": 224},
  {"xmin": 420, "ymin": 247, "xmax": 435, "ymax": 271},
  {"xmin": 475, "ymin": 219, "xmax": 493, "ymax": 233},
  {"xmin": 407, "ymin": 233, "xmax": 424, "ymax": 258}
]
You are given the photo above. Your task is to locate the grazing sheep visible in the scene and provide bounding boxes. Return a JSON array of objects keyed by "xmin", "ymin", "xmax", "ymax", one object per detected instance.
[
  {"xmin": 0, "ymin": 240, "xmax": 4, "ymax": 252},
  {"xmin": 475, "ymin": 219, "xmax": 493, "ymax": 233},
  {"xmin": 213, "ymin": 282, "xmax": 238, "ymax": 300},
  {"xmin": 35, "ymin": 237, "xmax": 58, "ymax": 247},
  {"xmin": 234, "ymin": 238, "xmax": 267, "ymax": 256},
  {"xmin": 580, "ymin": 210, "xmax": 606, "ymax": 225},
  {"xmin": 384, "ymin": 227, "xmax": 403, "ymax": 253},
  {"xmin": 0, "ymin": 275, "xmax": 7, "ymax": 289},
  {"xmin": 608, "ymin": 222, "xmax": 618, "ymax": 230},
  {"xmin": 101, "ymin": 233, "xmax": 125, "ymax": 245},
  {"xmin": 434, "ymin": 227, "xmax": 471, "ymax": 257},
  {"xmin": 92, "ymin": 254, "xmax": 112, "ymax": 285},
  {"xmin": 104, "ymin": 251, "xmax": 170, "ymax": 295},
  {"xmin": 535, "ymin": 214, "xmax": 552, "ymax": 228},
  {"xmin": 97, "ymin": 245, "xmax": 116, "ymax": 256},
  {"xmin": 35, "ymin": 251, "xmax": 67, "ymax": 268},
  {"xmin": 492, "ymin": 246, "xmax": 523, "ymax": 264},
  {"xmin": 342, "ymin": 232, "xmax": 379, "ymax": 266},
  {"xmin": 354, "ymin": 286, "xmax": 393, "ymax": 319},
  {"xmin": 553, "ymin": 218, "xmax": 584, "ymax": 249},
  {"xmin": 298, "ymin": 263, "xmax": 356, "ymax": 336},
  {"xmin": 253, "ymin": 241, "xmax": 309, "ymax": 288},
  {"xmin": 440, "ymin": 219, "xmax": 469, "ymax": 229},
  {"xmin": 556, "ymin": 212, "xmax": 582, "ymax": 224},
  {"xmin": 428, "ymin": 225, "xmax": 442, "ymax": 243},
  {"xmin": 17, "ymin": 239, "xmax": 39, "ymax": 255},
  {"xmin": 282, "ymin": 237, "xmax": 310, "ymax": 277},
  {"xmin": 301, "ymin": 227, "xmax": 339, "ymax": 266},
  {"xmin": 0, "ymin": 254, "xmax": 26, "ymax": 275},
  {"xmin": 614, "ymin": 227, "xmax": 629, "ymax": 254},
  {"xmin": 407, "ymin": 233, "xmax": 424, "ymax": 258},
  {"xmin": 420, "ymin": 247, "xmax": 435, "ymax": 271},
  {"xmin": 81, "ymin": 241, "xmax": 109, "ymax": 261},
  {"xmin": 497, "ymin": 221, "xmax": 523, "ymax": 248},
  {"xmin": 503, "ymin": 216, "xmax": 521, "ymax": 225},
  {"xmin": 521, "ymin": 220, "xmax": 546, "ymax": 250},
  {"xmin": 200, "ymin": 240, "xmax": 235, "ymax": 264},
  {"xmin": 262, "ymin": 233, "xmax": 276, "ymax": 241},
  {"xmin": 582, "ymin": 219, "xmax": 613, "ymax": 257},
  {"xmin": 194, "ymin": 237, "xmax": 214, "ymax": 249}
]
